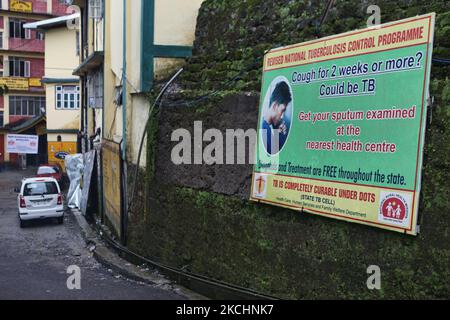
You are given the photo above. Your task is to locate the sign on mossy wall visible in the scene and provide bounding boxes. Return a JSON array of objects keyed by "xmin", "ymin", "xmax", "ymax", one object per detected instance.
[{"xmin": 251, "ymin": 14, "xmax": 435, "ymax": 235}]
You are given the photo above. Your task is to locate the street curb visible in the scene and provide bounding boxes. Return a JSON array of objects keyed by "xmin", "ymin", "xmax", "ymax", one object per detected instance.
[
  {"xmin": 71, "ymin": 209, "xmax": 97, "ymax": 244},
  {"xmin": 70, "ymin": 208, "xmax": 207, "ymax": 300}
]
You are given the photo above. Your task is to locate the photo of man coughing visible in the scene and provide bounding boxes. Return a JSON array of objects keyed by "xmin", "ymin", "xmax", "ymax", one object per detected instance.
[{"xmin": 261, "ymin": 80, "xmax": 293, "ymax": 155}]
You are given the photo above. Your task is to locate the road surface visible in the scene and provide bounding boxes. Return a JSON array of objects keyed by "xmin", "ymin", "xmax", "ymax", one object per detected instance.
[{"xmin": 0, "ymin": 168, "xmax": 186, "ymax": 300}]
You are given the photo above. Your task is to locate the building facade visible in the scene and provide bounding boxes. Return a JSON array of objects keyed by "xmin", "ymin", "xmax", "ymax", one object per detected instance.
[
  {"xmin": 25, "ymin": 13, "xmax": 82, "ymax": 171},
  {"xmin": 74, "ymin": 0, "xmax": 203, "ymax": 240},
  {"xmin": 0, "ymin": 0, "xmax": 72, "ymax": 167}
]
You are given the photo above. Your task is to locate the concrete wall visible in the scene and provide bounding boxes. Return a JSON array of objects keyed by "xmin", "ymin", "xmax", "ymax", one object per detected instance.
[
  {"xmin": 48, "ymin": 133, "xmax": 77, "ymax": 142},
  {"xmin": 44, "ymin": 25, "xmax": 80, "ymax": 143},
  {"xmin": 152, "ymin": 0, "xmax": 204, "ymax": 79},
  {"xmin": 9, "ymin": 37, "xmax": 45, "ymax": 53},
  {"xmin": 45, "ymin": 28, "xmax": 79, "ymax": 78},
  {"xmin": 29, "ymin": 57, "xmax": 44, "ymax": 77},
  {"xmin": 51, "ymin": 0, "xmax": 72, "ymax": 16},
  {"xmin": 103, "ymin": 0, "xmax": 123, "ymax": 144},
  {"xmin": 154, "ymin": 0, "xmax": 204, "ymax": 46}
]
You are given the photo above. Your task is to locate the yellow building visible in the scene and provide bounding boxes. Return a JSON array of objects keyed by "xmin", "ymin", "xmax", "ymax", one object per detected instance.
[
  {"xmin": 72, "ymin": 0, "xmax": 204, "ymax": 162},
  {"xmin": 72, "ymin": 0, "xmax": 103, "ymax": 152},
  {"xmin": 103, "ymin": 0, "xmax": 204, "ymax": 164},
  {"xmin": 25, "ymin": 14, "xmax": 81, "ymax": 170},
  {"xmin": 72, "ymin": 0, "xmax": 204, "ymax": 237}
]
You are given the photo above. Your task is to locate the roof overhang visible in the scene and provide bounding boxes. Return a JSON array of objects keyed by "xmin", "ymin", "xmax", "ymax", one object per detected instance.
[
  {"xmin": 41, "ymin": 77, "xmax": 80, "ymax": 84},
  {"xmin": 24, "ymin": 13, "xmax": 80, "ymax": 30},
  {"xmin": 2, "ymin": 115, "xmax": 47, "ymax": 134},
  {"xmin": 73, "ymin": 51, "xmax": 104, "ymax": 76}
]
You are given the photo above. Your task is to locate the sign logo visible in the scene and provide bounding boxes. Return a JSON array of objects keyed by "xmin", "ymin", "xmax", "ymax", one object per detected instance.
[
  {"xmin": 253, "ymin": 174, "xmax": 268, "ymax": 199},
  {"xmin": 379, "ymin": 192, "xmax": 411, "ymax": 227},
  {"xmin": 10, "ymin": 0, "xmax": 33, "ymax": 13},
  {"xmin": 55, "ymin": 152, "xmax": 69, "ymax": 160}
]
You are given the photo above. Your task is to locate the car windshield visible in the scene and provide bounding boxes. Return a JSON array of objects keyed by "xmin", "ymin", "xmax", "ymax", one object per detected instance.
[
  {"xmin": 37, "ymin": 167, "xmax": 57, "ymax": 175},
  {"xmin": 24, "ymin": 182, "xmax": 59, "ymax": 196}
]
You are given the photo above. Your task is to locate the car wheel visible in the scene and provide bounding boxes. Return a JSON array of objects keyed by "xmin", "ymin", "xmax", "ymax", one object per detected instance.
[
  {"xmin": 20, "ymin": 219, "xmax": 26, "ymax": 228},
  {"xmin": 57, "ymin": 216, "xmax": 64, "ymax": 225}
]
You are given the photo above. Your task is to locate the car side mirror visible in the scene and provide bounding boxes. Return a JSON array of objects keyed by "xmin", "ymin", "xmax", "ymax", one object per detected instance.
[{"xmin": 14, "ymin": 187, "xmax": 20, "ymax": 193}]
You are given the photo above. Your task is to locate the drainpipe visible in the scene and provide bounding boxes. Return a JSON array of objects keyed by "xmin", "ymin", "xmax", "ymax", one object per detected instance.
[
  {"xmin": 121, "ymin": 0, "xmax": 128, "ymax": 245},
  {"xmin": 100, "ymin": 0, "xmax": 106, "ymax": 225},
  {"xmin": 122, "ymin": 0, "xmax": 127, "ymax": 161}
]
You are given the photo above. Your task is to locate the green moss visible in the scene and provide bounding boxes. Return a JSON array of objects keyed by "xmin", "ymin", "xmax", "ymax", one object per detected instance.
[
  {"xmin": 145, "ymin": 104, "xmax": 160, "ymax": 184},
  {"xmin": 126, "ymin": 182, "xmax": 450, "ymax": 299}
]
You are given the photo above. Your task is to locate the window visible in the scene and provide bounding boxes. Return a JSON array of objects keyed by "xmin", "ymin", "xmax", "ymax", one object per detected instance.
[
  {"xmin": 9, "ymin": 96, "xmax": 45, "ymax": 116},
  {"xmin": 9, "ymin": 57, "xmax": 30, "ymax": 77},
  {"xmin": 89, "ymin": 0, "xmax": 103, "ymax": 19},
  {"xmin": 36, "ymin": 31, "xmax": 45, "ymax": 41},
  {"xmin": 56, "ymin": 86, "xmax": 80, "ymax": 109},
  {"xmin": 87, "ymin": 69, "xmax": 103, "ymax": 108},
  {"xmin": 0, "ymin": 111, "xmax": 3, "ymax": 127},
  {"xmin": 9, "ymin": 19, "xmax": 30, "ymax": 39},
  {"xmin": 0, "ymin": 32, "xmax": 3, "ymax": 49},
  {"xmin": 24, "ymin": 182, "xmax": 58, "ymax": 196}
]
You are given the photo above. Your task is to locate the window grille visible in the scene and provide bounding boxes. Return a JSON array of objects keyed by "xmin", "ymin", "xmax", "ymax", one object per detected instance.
[{"xmin": 89, "ymin": 0, "xmax": 103, "ymax": 19}]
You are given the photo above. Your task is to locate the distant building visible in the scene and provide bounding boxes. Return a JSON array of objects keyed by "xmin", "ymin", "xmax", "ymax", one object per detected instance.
[
  {"xmin": 25, "ymin": 13, "xmax": 81, "ymax": 171},
  {"xmin": 0, "ymin": 0, "xmax": 72, "ymax": 168}
]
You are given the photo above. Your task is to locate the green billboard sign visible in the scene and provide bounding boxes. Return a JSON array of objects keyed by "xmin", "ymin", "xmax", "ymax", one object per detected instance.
[{"xmin": 251, "ymin": 13, "xmax": 435, "ymax": 235}]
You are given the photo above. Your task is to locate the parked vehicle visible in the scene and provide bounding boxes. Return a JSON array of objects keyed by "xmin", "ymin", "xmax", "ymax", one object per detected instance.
[
  {"xmin": 15, "ymin": 177, "xmax": 64, "ymax": 228},
  {"xmin": 36, "ymin": 164, "xmax": 64, "ymax": 185}
]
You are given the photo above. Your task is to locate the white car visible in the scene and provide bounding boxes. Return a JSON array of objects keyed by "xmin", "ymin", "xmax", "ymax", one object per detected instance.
[{"xmin": 16, "ymin": 177, "xmax": 64, "ymax": 228}]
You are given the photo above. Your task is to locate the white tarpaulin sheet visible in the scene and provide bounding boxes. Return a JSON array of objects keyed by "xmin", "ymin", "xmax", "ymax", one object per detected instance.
[{"xmin": 65, "ymin": 154, "xmax": 84, "ymax": 209}]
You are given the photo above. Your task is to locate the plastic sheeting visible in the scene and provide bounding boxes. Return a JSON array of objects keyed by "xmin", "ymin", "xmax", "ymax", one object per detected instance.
[
  {"xmin": 65, "ymin": 154, "xmax": 84, "ymax": 209},
  {"xmin": 80, "ymin": 150, "xmax": 96, "ymax": 215}
]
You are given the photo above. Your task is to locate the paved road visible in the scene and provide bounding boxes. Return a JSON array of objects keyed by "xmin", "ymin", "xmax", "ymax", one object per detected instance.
[{"xmin": 0, "ymin": 168, "xmax": 186, "ymax": 300}]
